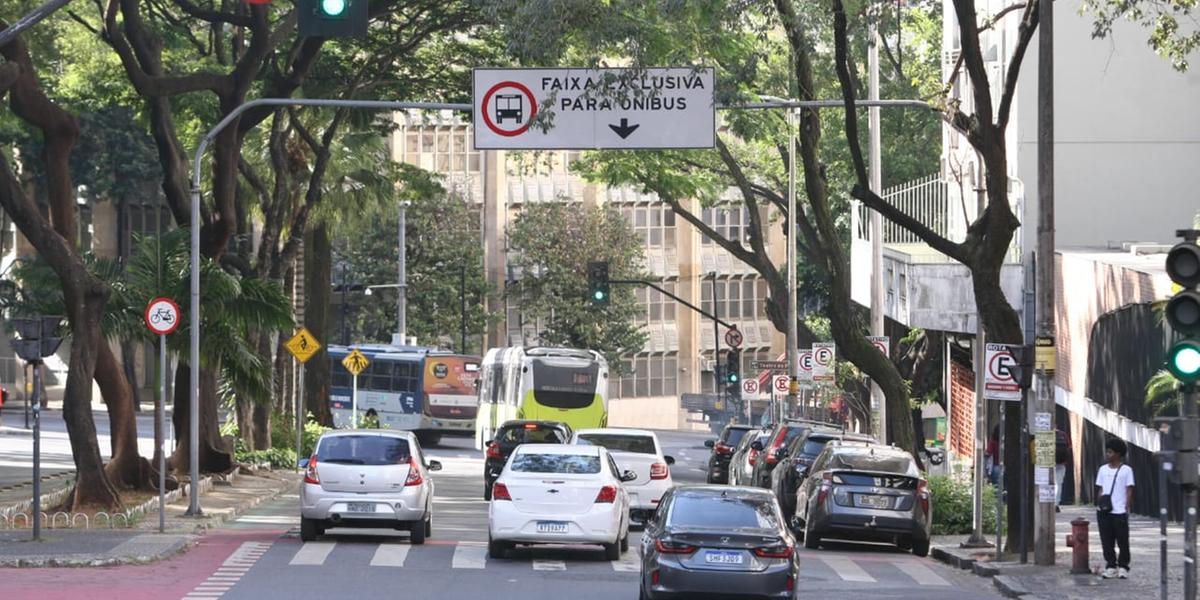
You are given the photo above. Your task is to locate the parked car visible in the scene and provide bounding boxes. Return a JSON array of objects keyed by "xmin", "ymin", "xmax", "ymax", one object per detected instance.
[
  {"xmin": 488, "ymin": 444, "xmax": 634, "ymax": 560},
  {"xmin": 703, "ymin": 424, "xmax": 755, "ymax": 484},
  {"xmin": 483, "ymin": 420, "xmax": 573, "ymax": 499},
  {"xmin": 749, "ymin": 420, "xmax": 837, "ymax": 488},
  {"xmin": 794, "ymin": 441, "xmax": 932, "ymax": 556},
  {"xmin": 728, "ymin": 428, "xmax": 771, "ymax": 487},
  {"xmin": 571, "ymin": 428, "xmax": 674, "ymax": 526},
  {"xmin": 299, "ymin": 429, "xmax": 441, "ymax": 544},
  {"xmin": 769, "ymin": 429, "xmax": 874, "ymax": 519},
  {"xmin": 639, "ymin": 485, "xmax": 799, "ymax": 600}
]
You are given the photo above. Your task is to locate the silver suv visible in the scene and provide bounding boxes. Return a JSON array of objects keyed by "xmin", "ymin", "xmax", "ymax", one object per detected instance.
[{"xmin": 299, "ymin": 430, "xmax": 441, "ymax": 543}]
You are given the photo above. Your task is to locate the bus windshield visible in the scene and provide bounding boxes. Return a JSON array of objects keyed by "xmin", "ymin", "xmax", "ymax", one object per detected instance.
[{"xmin": 531, "ymin": 359, "xmax": 599, "ymax": 409}]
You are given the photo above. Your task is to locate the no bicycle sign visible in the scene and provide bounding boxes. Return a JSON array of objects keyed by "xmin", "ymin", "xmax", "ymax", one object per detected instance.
[{"xmin": 472, "ymin": 67, "xmax": 714, "ymax": 150}]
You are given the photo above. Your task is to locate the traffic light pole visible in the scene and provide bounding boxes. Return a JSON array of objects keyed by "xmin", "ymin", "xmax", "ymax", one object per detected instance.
[
  {"xmin": 710, "ymin": 272, "xmax": 724, "ymax": 415},
  {"xmin": 1186, "ymin": 384, "xmax": 1198, "ymax": 600}
]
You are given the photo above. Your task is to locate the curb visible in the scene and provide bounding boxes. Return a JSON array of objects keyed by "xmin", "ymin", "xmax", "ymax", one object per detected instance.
[
  {"xmin": 177, "ymin": 472, "xmax": 295, "ymax": 534},
  {"xmin": 993, "ymin": 575, "xmax": 1030, "ymax": 598},
  {"xmin": 931, "ymin": 546, "xmax": 977, "ymax": 570}
]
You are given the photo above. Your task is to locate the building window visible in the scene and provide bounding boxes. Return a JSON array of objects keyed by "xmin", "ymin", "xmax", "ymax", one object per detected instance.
[
  {"xmin": 616, "ymin": 354, "xmax": 678, "ymax": 399},
  {"xmin": 621, "ymin": 205, "xmax": 677, "ymax": 250},
  {"xmin": 701, "ymin": 206, "xmax": 750, "ymax": 245}
]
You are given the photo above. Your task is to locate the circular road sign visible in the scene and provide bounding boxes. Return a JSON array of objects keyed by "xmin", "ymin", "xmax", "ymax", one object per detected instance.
[
  {"xmin": 481, "ymin": 81, "xmax": 538, "ymax": 138},
  {"xmin": 145, "ymin": 297, "xmax": 181, "ymax": 336},
  {"xmin": 724, "ymin": 327, "xmax": 744, "ymax": 348},
  {"xmin": 988, "ymin": 350, "xmax": 1017, "ymax": 382},
  {"xmin": 814, "ymin": 346, "xmax": 834, "ymax": 367},
  {"xmin": 773, "ymin": 375, "xmax": 790, "ymax": 394},
  {"xmin": 798, "ymin": 352, "xmax": 814, "ymax": 372},
  {"xmin": 742, "ymin": 379, "xmax": 759, "ymax": 396}
]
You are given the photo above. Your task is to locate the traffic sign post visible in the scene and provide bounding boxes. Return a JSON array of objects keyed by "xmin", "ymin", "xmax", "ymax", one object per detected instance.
[
  {"xmin": 9, "ymin": 315, "xmax": 62, "ymax": 542},
  {"xmin": 742, "ymin": 378, "xmax": 759, "ymax": 398},
  {"xmin": 473, "ymin": 68, "xmax": 715, "ymax": 150},
  {"xmin": 725, "ymin": 327, "xmax": 743, "ymax": 349},
  {"xmin": 797, "ymin": 350, "xmax": 814, "ymax": 382},
  {"xmin": 984, "ymin": 343, "xmax": 1022, "ymax": 401},
  {"xmin": 286, "ymin": 328, "xmax": 323, "ymax": 466},
  {"xmin": 144, "ymin": 298, "xmax": 179, "ymax": 533},
  {"xmin": 342, "ymin": 349, "xmax": 370, "ymax": 428}
]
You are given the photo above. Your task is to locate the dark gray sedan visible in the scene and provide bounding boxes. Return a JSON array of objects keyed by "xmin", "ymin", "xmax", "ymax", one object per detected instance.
[
  {"xmin": 793, "ymin": 441, "xmax": 932, "ymax": 556},
  {"xmin": 638, "ymin": 486, "xmax": 798, "ymax": 600}
]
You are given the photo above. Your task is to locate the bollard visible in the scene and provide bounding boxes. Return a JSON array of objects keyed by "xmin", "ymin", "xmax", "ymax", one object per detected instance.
[{"xmin": 1065, "ymin": 517, "xmax": 1091, "ymax": 574}]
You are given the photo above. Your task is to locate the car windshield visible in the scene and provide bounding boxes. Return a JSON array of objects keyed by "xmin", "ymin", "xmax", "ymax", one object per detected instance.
[
  {"xmin": 724, "ymin": 428, "xmax": 750, "ymax": 447},
  {"xmin": 802, "ymin": 438, "xmax": 836, "ymax": 456},
  {"xmin": 497, "ymin": 424, "xmax": 562, "ymax": 444},
  {"xmin": 780, "ymin": 427, "xmax": 808, "ymax": 445},
  {"xmin": 668, "ymin": 495, "xmax": 780, "ymax": 530},
  {"xmin": 317, "ymin": 435, "xmax": 410, "ymax": 466},
  {"xmin": 828, "ymin": 450, "xmax": 918, "ymax": 475},
  {"xmin": 510, "ymin": 453, "xmax": 601, "ymax": 474},
  {"xmin": 576, "ymin": 434, "xmax": 656, "ymax": 454}
]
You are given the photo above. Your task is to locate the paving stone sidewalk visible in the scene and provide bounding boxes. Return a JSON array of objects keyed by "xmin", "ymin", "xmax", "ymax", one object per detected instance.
[
  {"xmin": 931, "ymin": 505, "xmax": 1184, "ymax": 599},
  {"xmin": 0, "ymin": 469, "xmax": 298, "ymax": 567}
]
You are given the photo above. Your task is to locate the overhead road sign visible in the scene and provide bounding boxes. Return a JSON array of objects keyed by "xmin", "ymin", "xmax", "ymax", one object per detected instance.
[{"xmin": 472, "ymin": 67, "xmax": 715, "ymax": 150}]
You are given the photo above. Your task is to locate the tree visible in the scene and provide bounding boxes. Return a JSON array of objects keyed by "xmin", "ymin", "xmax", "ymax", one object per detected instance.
[
  {"xmin": 505, "ymin": 203, "xmax": 647, "ymax": 369},
  {"xmin": 1081, "ymin": 0, "xmax": 1200, "ymax": 71}
]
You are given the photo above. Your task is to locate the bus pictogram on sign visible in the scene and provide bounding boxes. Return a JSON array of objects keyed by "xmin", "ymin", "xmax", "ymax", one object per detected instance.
[{"xmin": 480, "ymin": 81, "xmax": 538, "ymax": 138}]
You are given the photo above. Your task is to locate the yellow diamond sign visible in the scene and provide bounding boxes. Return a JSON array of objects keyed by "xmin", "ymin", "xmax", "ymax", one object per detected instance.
[
  {"xmin": 285, "ymin": 327, "xmax": 322, "ymax": 363},
  {"xmin": 342, "ymin": 348, "xmax": 370, "ymax": 376}
]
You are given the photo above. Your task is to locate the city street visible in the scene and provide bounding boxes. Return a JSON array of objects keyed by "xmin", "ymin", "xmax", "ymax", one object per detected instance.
[{"xmin": 0, "ymin": 431, "xmax": 1002, "ymax": 599}]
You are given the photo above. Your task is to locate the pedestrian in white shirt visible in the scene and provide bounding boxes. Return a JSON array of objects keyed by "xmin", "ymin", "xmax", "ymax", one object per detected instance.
[{"xmin": 1094, "ymin": 438, "xmax": 1134, "ymax": 579}]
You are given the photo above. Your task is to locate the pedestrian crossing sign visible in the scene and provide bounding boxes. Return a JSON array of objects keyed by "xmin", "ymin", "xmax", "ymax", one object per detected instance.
[
  {"xmin": 285, "ymin": 327, "xmax": 322, "ymax": 363},
  {"xmin": 342, "ymin": 348, "xmax": 370, "ymax": 376}
]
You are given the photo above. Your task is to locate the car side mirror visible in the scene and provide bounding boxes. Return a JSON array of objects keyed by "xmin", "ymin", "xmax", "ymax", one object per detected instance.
[
  {"xmin": 775, "ymin": 448, "xmax": 788, "ymax": 460},
  {"xmin": 704, "ymin": 440, "xmax": 715, "ymax": 449},
  {"xmin": 621, "ymin": 470, "xmax": 638, "ymax": 482},
  {"xmin": 664, "ymin": 456, "xmax": 675, "ymax": 465},
  {"xmin": 298, "ymin": 457, "xmax": 310, "ymax": 469},
  {"xmin": 427, "ymin": 460, "xmax": 443, "ymax": 472},
  {"xmin": 750, "ymin": 441, "xmax": 764, "ymax": 452}
]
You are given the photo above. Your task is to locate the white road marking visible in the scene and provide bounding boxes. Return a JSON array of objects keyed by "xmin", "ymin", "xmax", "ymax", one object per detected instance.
[
  {"xmin": 236, "ymin": 515, "xmax": 298, "ymax": 524},
  {"xmin": 532, "ymin": 560, "xmax": 566, "ymax": 571},
  {"xmin": 818, "ymin": 556, "xmax": 876, "ymax": 582},
  {"xmin": 181, "ymin": 541, "xmax": 271, "ymax": 599},
  {"xmin": 370, "ymin": 544, "xmax": 411, "ymax": 567},
  {"xmin": 452, "ymin": 543, "xmax": 488, "ymax": 569},
  {"xmin": 289, "ymin": 541, "xmax": 336, "ymax": 566},
  {"xmin": 893, "ymin": 559, "xmax": 950, "ymax": 586},
  {"xmin": 611, "ymin": 552, "xmax": 641, "ymax": 572}
]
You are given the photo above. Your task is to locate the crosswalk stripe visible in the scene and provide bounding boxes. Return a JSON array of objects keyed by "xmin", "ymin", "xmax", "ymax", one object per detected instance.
[
  {"xmin": 452, "ymin": 544, "xmax": 488, "ymax": 569},
  {"xmin": 611, "ymin": 553, "xmax": 641, "ymax": 573},
  {"xmin": 532, "ymin": 560, "xmax": 566, "ymax": 571},
  {"xmin": 370, "ymin": 544, "xmax": 411, "ymax": 567},
  {"xmin": 290, "ymin": 542, "xmax": 336, "ymax": 566},
  {"xmin": 892, "ymin": 560, "xmax": 950, "ymax": 586},
  {"xmin": 817, "ymin": 556, "xmax": 877, "ymax": 583}
]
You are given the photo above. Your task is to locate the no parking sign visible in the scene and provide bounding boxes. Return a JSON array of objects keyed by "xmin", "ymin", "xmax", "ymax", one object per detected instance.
[
  {"xmin": 813, "ymin": 343, "xmax": 836, "ymax": 382},
  {"xmin": 984, "ymin": 343, "xmax": 1022, "ymax": 401}
]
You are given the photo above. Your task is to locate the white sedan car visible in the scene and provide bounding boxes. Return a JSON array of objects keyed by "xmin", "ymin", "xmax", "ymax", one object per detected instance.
[
  {"xmin": 571, "ymin": 428, "xmax": 674, "ymax": 526},
  {"xmin": 488, "ymin": 444, "xmax": 634, "ymax": 560}
]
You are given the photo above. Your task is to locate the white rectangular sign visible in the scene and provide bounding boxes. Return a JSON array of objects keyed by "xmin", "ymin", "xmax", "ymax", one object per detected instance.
[
  {"xmin": 868, "ymin": 336, "xmax": 890, "ymax": 358},
  {"xmin": 813, "ymin": 343, "xmax": 836, "ymax": 382},
  {"xmin": 984, "ymin": 343, "xmax": 1021, "ymax": 401},
  {"xmin": 797, "ymin": 350, "xmax": 813, "ymax": 382},
  {"xmin": 472, "ymin": 67, "xmax": 715, "ymax": 150}
]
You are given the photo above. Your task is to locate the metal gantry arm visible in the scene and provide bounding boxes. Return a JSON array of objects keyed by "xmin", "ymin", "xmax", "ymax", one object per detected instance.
[{"xmin": 608, "ymin": 278, "xmax": 737, "ymax": 332}]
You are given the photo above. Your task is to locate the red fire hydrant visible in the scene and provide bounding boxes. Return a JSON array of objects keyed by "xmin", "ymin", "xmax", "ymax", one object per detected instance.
[{"xmin": 1065, "ymin": 517, "xmax": 1091, "ymax": 574}]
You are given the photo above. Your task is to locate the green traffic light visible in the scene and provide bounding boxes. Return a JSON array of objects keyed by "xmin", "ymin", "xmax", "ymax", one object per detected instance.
[
  {"xmin": 593, "ymin": 290, "xmax": 606, "ymax": 301},
  {"xmin": 1169, "ymin": 340, "xmax": 1200, "ymax": 381},
  {"xmin": 728, "ymin": 374, "xmax": 739, "ymax": 383},
  {"xmin": 321, "ymin": 0, "xmax": 347, "ymax": 17}
]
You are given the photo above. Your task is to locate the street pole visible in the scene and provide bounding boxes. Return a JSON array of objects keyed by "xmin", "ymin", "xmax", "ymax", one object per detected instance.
[
  {"xmin": 296, "ymin": 363, "xmax": 305, "ymax": 470},
  {"xmin": 460, "ymin": 263, "xmax": 467, "ymax": 353},
  {"xmin": 158, "ymin": 334, "xmax": 166, "ymax": 533},
  {"xmin": 352, "ymin": 373, "xmax": 359, "ymax": 430},
  {"xmin": 1034, "ymin": 0, "xmax": 1058, "ymax": 566},
  {"xmin": 786, "ymin": 107, "xmax": 799, "ymax": 421},
  {"xmin": 31, "ymin": 359, "xmax": 40, "ymax": 541},
  {"xmin": 398, "ymin": 200, "xmax": 411, "ymax": 344},
  {"xmin": 965, "ymin": 329, "xmax": 990, "ymax": 548},
  {"xmin": 868, "ymin": 7, "xmax": 886, "ymax": 446},
  {"xmin": 710, "ymin": 272, "xmax": 723, "ymax": 415},
  {"xmin": 1186, "ymin": 384, "xmax": 1198, "ymax": 600},
  {"xmin": 341, "ymin": 263, "xmax": 349, "ymax": 345},
  {"xmin": 187, "ymin": 179, "xmax": 202, "ymax": 516},
  {"xmin": 1161, "ymin": 450, "xmax": 1170, "ymax": 600}
]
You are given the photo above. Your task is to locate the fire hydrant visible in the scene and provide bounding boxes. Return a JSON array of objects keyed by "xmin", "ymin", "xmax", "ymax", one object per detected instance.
[{"xmin": 1065, "ymin": 517, "xmax": 1091, "ymax": 574}]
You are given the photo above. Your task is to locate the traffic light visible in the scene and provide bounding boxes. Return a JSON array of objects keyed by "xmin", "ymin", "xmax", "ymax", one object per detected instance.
[
  {"xmin": 587, "ymin": 261, "xmax": 610, "ymax": 306},
  {"xmin": 1165, "ymin": 235, "xmax": 1200, "ymax": 382},
  {"xmin": 299, "ymin": 0, "xmax": 368, "ymax": 38},
  {"xmin": 9, "ymin": 316, "xmax": 63, "ymax": 364},
  {"xmin": 725, "ymin": 350, "xmax": 742, "ymax": 402}
]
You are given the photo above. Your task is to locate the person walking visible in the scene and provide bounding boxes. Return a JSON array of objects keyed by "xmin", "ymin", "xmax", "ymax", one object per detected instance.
[
  {"xmin": 1095, "ymin": 438, "xmax": 1135, "ymax": 579},
  {"xmin": 1055, "ymin": 425, "xmax": 1072, "ymax": 512}
]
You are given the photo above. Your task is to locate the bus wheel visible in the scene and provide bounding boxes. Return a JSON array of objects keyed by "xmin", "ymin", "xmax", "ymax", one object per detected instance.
[{"xmin": 417, "ymin": 432, "xmax": 443, "ymax": 447}]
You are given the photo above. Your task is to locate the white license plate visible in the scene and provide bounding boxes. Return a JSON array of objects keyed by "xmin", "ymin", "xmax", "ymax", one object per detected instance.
[
  {"xmin": 347, "ymin": 502, "xmax": 375, "ymax": 513},
  {"xmin": 704, "ymin": 551, "xmax": 745, "ymax": 565},
  {"xmin": 855, "ymin": 495, "xmax": 892, "ymax": 509},
  {"xmin": 536, "ymin": 521, "xmax": 569, "ymax": 534}
]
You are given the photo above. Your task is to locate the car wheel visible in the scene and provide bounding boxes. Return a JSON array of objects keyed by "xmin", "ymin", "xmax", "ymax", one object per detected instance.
[
  {"xmin": 488, "ymin": 537, "xmax": 509, "ymax": 559},
  {"xmin": 639, "ymin": 580, "xmax": 650, "ymax": 600},
  {"xmin": 410, "ymin": 517, "xmax": 428, "ymax": 545},
  {"xmin": 803, "ymin": 520, "xmax": 821, "ymax": 550},
  {"xmin": 896, "ymin": 536, "xmax": 913, "ymax": 551},
  {"xmin": 300, "ymin": 516, "xmax": 319, "ymax": 542},
  {"xmin": 483, "ymin": 483, "xmax": 493, "ymax": 501},
  {"xmin": 424, "ymin": 511, "xmax": 433, "ymax": 538},
  {"xmin": 620, "ymin": 529, "xmax": 630, "ymax": 553},
  {"xmin": 912, "ymin": 537, "xmax": 930, "ymax": 557},
  {"xmin": 604, "ymin": 541, "xmax": 621, "ymax": 561}
]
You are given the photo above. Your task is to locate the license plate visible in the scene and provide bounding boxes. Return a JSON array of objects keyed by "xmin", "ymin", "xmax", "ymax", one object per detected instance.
[
  {"xmin": 704, "ymin": 551, "xmax": 745, "ymax": 565},
  {"xmin": 855, "ymin": 495, "xmax": 892, "ymax": 509},
  {"xmin": 536, "ymin": 521, "xmax": 569, "ymax": 534},
  {"xmin": 347, "ymin": 502, "xmax": 375, "ymax": 513}
]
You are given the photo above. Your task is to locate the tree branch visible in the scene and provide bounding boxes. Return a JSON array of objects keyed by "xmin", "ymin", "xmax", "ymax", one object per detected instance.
[
  {"xmin": 997, "ymin": 0, "xmax": 1040, "ymax": 130},
  {"xmin": 171, "ymin": 0, "xmax": 252, "ymax": 27},
  {"xmin": 950, "ymin": 0, "xmax": 996, "ymax": 129}
]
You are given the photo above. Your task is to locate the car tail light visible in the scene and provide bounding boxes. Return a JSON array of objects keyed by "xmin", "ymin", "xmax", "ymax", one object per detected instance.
[
  {"xmin": 715, "ymin": 443, "xmax": 733, "ymax": 456},
  {"xmin": 492, "ymin": 482, "xmax": 512, "ymax": 501},
  {"xmin": 766, "ymin": 429, "xmax": 787, "ymax": 465},
  {"xmin": 654, "ymin": 539, "xmax": 697, "ymax": 555},
  {"xmin": 404, "ymin": 458, "xmax": 423, "ymax": 486},
  {"xmin": 595, "ymin": 485, "xmax": 618, "ymax": 503},
  {"xmin": 748, "ymin": 449, "xmax": 759, "ymax": 467},
  {"xmin": 816, "ymin": 472, "xmax": 832, "ymax": 505},
  {"xmin": 753, "ymin": 544, "xmax": 794, "ymax": 559},
  {"xmin": 917, "ymin": 479, "xmax": 930, "ymax": 515},
  {"xmin": 486, "ymin": 441, "xmax": 502, "ymax": 460},
  {"xmin": 787, "ymin": 575, "xmax": 795, "ymax": 591},
  {"xmin": 651, "ymin": 569, "xmax": 661, "ymax": 585},
  {"xmin": 303, "ymin": 456, "xmax": 320, "ymax": 485},
  {"xmin": 650, "ymin": 463, "xmax": 669, "ymax": 480}
]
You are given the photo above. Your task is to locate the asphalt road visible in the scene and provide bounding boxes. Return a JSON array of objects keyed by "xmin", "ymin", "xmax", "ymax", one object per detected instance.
[{"xmin": 0, "ymin": 409, "xmax": 166, "ymax": 488}]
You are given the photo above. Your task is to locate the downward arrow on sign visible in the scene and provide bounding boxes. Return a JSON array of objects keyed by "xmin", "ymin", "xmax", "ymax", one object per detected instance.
[{"xmin": 608, "ymin": 118, "xmax": 640, "ymax": 139}]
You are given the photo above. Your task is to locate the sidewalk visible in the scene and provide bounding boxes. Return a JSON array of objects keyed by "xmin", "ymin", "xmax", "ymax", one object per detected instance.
[
  {"xmin": 931, "ymin": 505, "xmax": 1183, "ymax": 599},
  {"xmin": 0, "ymin": 468, "xmax": 297, "ymax": 567}
]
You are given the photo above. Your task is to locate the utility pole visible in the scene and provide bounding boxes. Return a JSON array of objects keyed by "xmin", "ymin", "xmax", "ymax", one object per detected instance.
[
  {"xmin": 397, "ymin": 200, "xmax": 411, "ymax": 345},
  {"xmin": 786, "ymin": 107, "xmax": 799, "ymax": 420},
  {"xmin": 710, "ymin": 272, "xmax": 724, "ymax": 414},
  {"xmin": 868, "ymin": 15, "xmax": 886, "ymax": 444},
  {"xmin": 1033, "ymin": 0, "xmax": 1057, "ymax": 566}
]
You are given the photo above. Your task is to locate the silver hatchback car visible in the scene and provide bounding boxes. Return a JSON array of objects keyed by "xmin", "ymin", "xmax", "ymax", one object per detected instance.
[{"xmin": 299, "ymin": 430, "xmax": 441, "ymax": 543}]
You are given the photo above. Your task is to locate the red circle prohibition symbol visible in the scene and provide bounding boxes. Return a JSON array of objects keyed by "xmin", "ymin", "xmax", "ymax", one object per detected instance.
[
  {"xmin": 815, "ymin": 347, "xmax": 833, "ymax": 365},
  {"xmin": 144, "ymin": 297, "xmax": 181, "ymax": 336},
  {"xmin": 988, "ymin": 351, "xmax": 1015, "ymax": 381},
  {"xmin": 873, "ymin": 341, "xmax": 887, "ymax": 353},
  {"xmin": 799, "ymin": 353, "xmax": 813, "ymax": 370},
  {"xmin": 481, "ymin": 81, "xmax": 538, "ymax": 137}
]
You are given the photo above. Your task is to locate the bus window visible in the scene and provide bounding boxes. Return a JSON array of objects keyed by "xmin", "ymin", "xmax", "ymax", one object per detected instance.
[{"xmin": 531, "ymin": 360, "xmax": 599, "ymax": 410}]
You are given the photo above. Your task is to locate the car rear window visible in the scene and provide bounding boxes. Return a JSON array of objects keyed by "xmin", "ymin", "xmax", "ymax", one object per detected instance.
[
  {"xmin": 802, "ymin": 438, "xmax": 833, "ymax": 456},
  {"xmin": 318, "ymin": 435, "xmax": 410, "ymax": 466},
  {"xmin": 828, "ymin": 450, "xmax": 918, "ymax": 475},
  {"xmin": 497, "ymin": 424, "xmax": 563, "ymax": 444},
  {"xmin": 576, "ymin": 434, "xmax": 656, "ymax": 454},
  {"xmin": 723, "ymin": 427, "xmax": 751, "ymax": 447},
  {"xmin": 510, "ymin": 453, "xmax": 601, "ymax": 474},
  {"xmin": 781, "ymin": 426, "xmax": 808, "ymax": 445},
  {"xmin": 668, "ymin": 495, "xmax": 780, "ymax": 530}
]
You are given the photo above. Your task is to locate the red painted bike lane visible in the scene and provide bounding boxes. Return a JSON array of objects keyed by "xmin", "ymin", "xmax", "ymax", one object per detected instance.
[{"xmin": 0, "ymin": 529, "xmax": 285, "ymax": 600}]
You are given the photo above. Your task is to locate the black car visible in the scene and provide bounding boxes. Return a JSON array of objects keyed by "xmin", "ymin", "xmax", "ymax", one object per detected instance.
[
  {"xmin": 703, "ymin": 424, "xmax": 755, "ymax": 484},
  {"xmin": 728, "ymin": 428, "xmax": 771, "ymax": 487},
  {"xmin": 749, "ymin": 420, "xmax": 838, "ymax": 489},
  {"xmin": 769, "ymin": 428, "xmax": 874, "ymax": 519},
  {"xmin": 482, "ymin": 420, "xmax": 572, "ymax": 500}
]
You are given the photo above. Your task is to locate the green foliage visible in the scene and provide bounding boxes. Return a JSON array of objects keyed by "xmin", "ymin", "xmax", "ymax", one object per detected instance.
[
  {"xmin": 505, "ymin": 203, "xmax": 648, "ymax": 371},
  {"xmin": 303, "ymin": 415, "xmax": 332, "ymax": 458},
  {"xmin": 236, "ymin": 447, "xmax": 299, "ymax": 470},
  {"xmin": 928, "ymin": 474, "xmax": 1002, "ymax": 536},
  {"xmin": 1146, "ymin": 368, "xmax": 1182, "ymax": 416},
  {"xmin": 1081, "ymin": 0, "xmax": 1200, "ymax": 71}
]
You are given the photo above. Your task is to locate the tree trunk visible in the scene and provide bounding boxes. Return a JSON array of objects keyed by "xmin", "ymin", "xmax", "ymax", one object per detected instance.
[
  {"xmin": 303, "ymin": 224, "xmax": 333, "ymax": 426},
  {"xmin": 170, "ymin": 361, "xmax": 235, "ymax": 474},
  {"xmin": 236, "ymin": 394, "xmax": 255, "ymax": 449},
  {"xmin": 96, "ymin": 341, "xmax": 153, "ymax": 490},
  {"xmin": 252, "ymin": 331, "xmax": 273, "ymax": 451}
]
